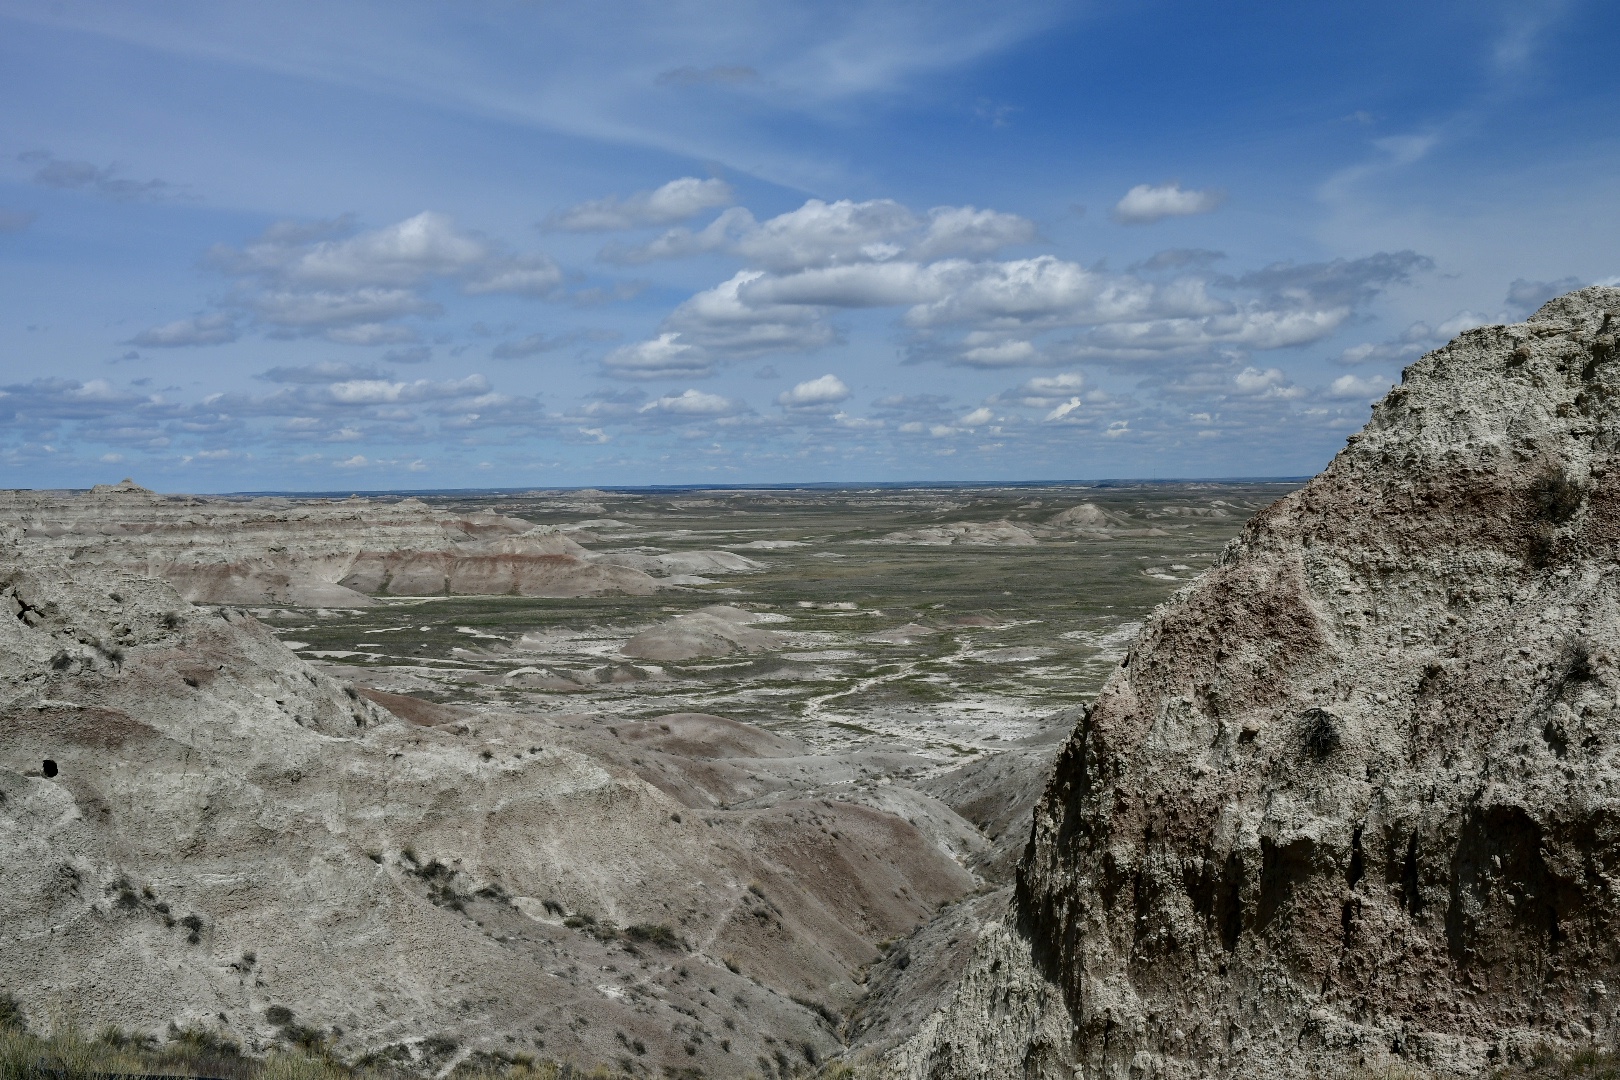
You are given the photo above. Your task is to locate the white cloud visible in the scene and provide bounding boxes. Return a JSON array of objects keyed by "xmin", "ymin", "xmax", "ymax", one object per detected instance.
[
  {"xmin": 128, "ymin": 312, "xmax": 238, "ymax": 347},
  {"xmin": 1022, "ymin": 372, "xmax": 1085, "ymax": 396},
  {"xmin": 464, "ymin": 257, "xmax": 564, "ymax": 297},
  {"xmin": 732, "ymin": 199, "xmax": 917, "ymax": 270},
  {"xmin": 323, "ymin": 375, "xmax": 490, "ymax": 405},
  {"xmin": 601, "ymin": 333, "xmax": 713, "ymax": 379},
  {"xmin": 1231, "ymin": 366, "xmax": 1304, "ymax": 399},
  {"xmin": 959, "ymin": 406, "xmax": 993, "ymax": 426},
  {"xmin": 276, "ymin": 211, "xmax": 488, "ymax": 287},
  {"xmin": 639, "ymin": 388, "xmax": 737, "ymax": 416},
  {"xmin": 1326, "ymin": 373, "xmax": 1394, "ymax": 400},
  {"xmin": 548, "ymin": 177, "xmax": 736, "ymax": 231},
  {"xmin": 147, "ymin": 212, "xmax": 562, "ymax": 346},
  {"xmin": 610, "ymin": 198, "xmax": 1036, "ymax": 270},
  {"xmin": 959, "ymin": 339, "xmax": 1040, "ymax": 367},
  {"xmin": 910, "ymin": 205, "xmax": 1037, "ymax": 260},
  {"xmin": 663, "ymin": 270, "xmax": 839, "ymax": 358},
  {"xmin": 250, "ymin": 288, "xmax": 437, "ymax": 331},
  {"xmin": 777, "ymin": 374, "xmax": 851, "ymax": 409},
  {"xmin": 1044, "ymin": 396, "xmax": 1082, "ymax": 421},
  {"xmin": 1111, "ymin": 182, "xmax": 1226, "ymax": 225}
]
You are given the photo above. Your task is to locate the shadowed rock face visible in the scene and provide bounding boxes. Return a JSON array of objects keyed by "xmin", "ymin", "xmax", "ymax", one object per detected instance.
[{"xmin": 893, "ymin": 287, "xmax": 1620, "ymax": 1078}]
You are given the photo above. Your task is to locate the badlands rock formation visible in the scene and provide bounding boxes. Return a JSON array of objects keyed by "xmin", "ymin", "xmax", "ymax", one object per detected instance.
[
  {"xmin": 0, "ymin": 484, "xmax": 762, "ymax": 608},
  {"xmin": 621, "ymin": 605, "xmax": 790, "ymax": 662},
  {"xmin": 891, "ymin": 286, "xmax": 1620, "ymax": 1077},
  {"xmin": 0, "ymin": 546, "xmax": 974, "ymax": 1074},
  {"xmin": 868, "ymin": 520, "xmax": 1039, "ymax": 547}
]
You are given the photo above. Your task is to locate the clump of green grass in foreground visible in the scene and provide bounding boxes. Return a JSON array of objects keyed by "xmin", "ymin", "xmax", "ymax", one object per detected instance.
[
  {"xmin": 1346, "ymin": 1047, "xmax": 1620, "ymax": 1080},
  {"xmin": 1492, "ymin": 1046, "xmax": 1620, "ymax": 1079}
]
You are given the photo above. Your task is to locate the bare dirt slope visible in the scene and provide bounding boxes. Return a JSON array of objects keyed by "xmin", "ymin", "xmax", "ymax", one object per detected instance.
[
  {"xmin": 0, "ymin": 546, "xmax": 975, "ymax": 1077},
  {"xmin": 886, "ymin": 285, "xmax": 1620, "ymax": 1078},
  {"xmin": 0, "ymin": 485, "xmax": 761, "ymax": 606}
]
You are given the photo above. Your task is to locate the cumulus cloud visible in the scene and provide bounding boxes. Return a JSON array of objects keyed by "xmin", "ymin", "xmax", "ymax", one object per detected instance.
[
  {"xmin": 777, "ymin": 374, "xmax": 851, "ymax": 410},
  {"xmin": 547, "ymin": 177, "xmax": 736, "ymax": 231},
  {"xmin": 1505, "ymin": 276, "xmax": 1584, "ymax": 319},
  {"xmin": 1045, "ymin": 397, "xmax": 1083, "ymax": 421},
  {"xmin": 1326, "ymin": 373, "xmax": 1395, "ymax": 400},
  {"xmin": 959, "ymin": 406, "xmax": 993, "ymax": 426},
  {"xmin": 128, "ymin": 312, "xmax": 239, "ymax": 347},
  {"xmin": 997, "ymin": 371, "xmax": 1088, "ymax": 411},
  {"xmin": 1231, "ymin": 366, "xmax": 1302, "ymax": 398},
  {"xmin": 601, "ymin": 333, "xmax": 713, "ymax": 379},
  {"xmin": 142, "ymin": 212, "xmax": 564, "ymax": 347},
  {"xmin": 1237, "ymin": 251, "xmax": 1432, "ymax": 310},
  {"xmin": 612, "ymin": 232, "xmax": 1431, "ymax": 379},
  {"xmin": 1337, "ymin": 306, "xmax": 1495, "ymax": 367},
  {"xmin": 607, "ymin": 198, "xmax": 1035, "ymax": 269},
  {"xmin": 1111, "ymin": 183, "xmax": 1225, "ymax": 225},
  {"xmin": 661, "ymin": 270, "xmax": 840, "ymax": 359},
  {"xmin": 639, "ymin": 388, "xmax": 738, "ymax": 416}
]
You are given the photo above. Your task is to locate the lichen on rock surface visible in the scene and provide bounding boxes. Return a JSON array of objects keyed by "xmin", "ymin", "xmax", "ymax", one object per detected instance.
[{"xmin": 894, "ymin": 287, "xmax": 1620, "ymax": 1078}]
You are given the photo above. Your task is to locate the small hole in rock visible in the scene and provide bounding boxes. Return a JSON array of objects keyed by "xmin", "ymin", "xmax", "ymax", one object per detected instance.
[{"xmin": 42, "ymin": 759, "xmax": 58, "ymax": 778}]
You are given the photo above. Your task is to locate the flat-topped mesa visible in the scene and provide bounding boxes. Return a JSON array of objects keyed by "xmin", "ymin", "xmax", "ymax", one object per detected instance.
[
  {"xmin": 0, "ymin": 490, "xmax": 761, "ymax": 604},
  {"xmin": 894, "ymin": 286, "xmax": 1620, "ymax": 1078}
]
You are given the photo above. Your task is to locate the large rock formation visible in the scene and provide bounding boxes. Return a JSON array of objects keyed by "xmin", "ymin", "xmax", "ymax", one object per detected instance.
[
  {"xmin": 892, "ymin": 287, "xmax": 1620, "ymax": 1077},
  {"xmin": 0, "ymin": 545, "xmax": 974, "ymax": 1073},
  {"xmin": 0, "ymin": 488, "xmax": 782, "ymax": 606}
]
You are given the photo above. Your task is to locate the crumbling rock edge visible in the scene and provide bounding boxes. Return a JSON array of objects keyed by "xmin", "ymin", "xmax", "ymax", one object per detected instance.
[{"xmin": 885, "ymin": 287, "xmax": 1620, "ymax": 1078}]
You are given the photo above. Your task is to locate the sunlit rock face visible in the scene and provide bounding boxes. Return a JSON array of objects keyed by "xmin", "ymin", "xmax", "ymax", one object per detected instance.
[
  {"xmin": 0, "ymin": 548, "xmax": 970, "ymax": 1074},
  {"xmin": 0, "ymin": 490, "xmax": 669, "ymax": 604},
  {"xmin": 894, "ymin": 286, "xmax": 1620, "ymax": 1078}
]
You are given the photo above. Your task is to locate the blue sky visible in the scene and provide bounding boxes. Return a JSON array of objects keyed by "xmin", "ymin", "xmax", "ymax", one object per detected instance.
[{"xmin": 1, "ymin": 0, "xmax": 1616, "ymax": 491}]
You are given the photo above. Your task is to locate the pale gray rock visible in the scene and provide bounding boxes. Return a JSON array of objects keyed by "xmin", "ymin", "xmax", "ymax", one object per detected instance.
[
  {"xmin": 621, "ymin": 605, "xmax": 788, "ymax": 661},
  {"xmin": 0, "ymin": 490, "xmax": 660, "ymax": 604},
  {"xmin": 890, "ymin": 287, "xmax": 1620, "ymax": 1078},
  {"xmin": 0, "ymin": 548, "xmax": 975, "ymax": 1075},
  {"xmin": 866, "ymin": 520, "xmax": 1039, "ymax": 547}
]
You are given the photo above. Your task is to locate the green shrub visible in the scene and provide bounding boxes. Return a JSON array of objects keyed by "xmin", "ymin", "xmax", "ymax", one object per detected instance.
[{"xmin": 624, "ymin": 924, "xmax": 685, "ymax": 951}]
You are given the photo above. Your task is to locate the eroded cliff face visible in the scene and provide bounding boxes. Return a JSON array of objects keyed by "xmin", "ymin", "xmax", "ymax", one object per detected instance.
[
  {"xmin": 0, "ymin": 547, "xmax": 973, "ymax": 1074},
  {"xmin": 894, "ymin": 287, "xmax": 1620, "ymax": 1078}
]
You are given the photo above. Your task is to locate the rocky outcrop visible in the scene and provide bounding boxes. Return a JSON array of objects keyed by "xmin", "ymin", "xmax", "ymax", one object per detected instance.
[
  {"xmin": 868, "ymin": 520, "xmax": 1040, "ymax": 547},
  {"xmin": 0, "ymin": 489, "xmax": 663, "ymax": 604},
  {"xmin": 893, "ymin": 287, "xmax": 1620, "ymax": 1077},
  {"xmin": 620, "ymin": 605, "xmax": 789, "ymax": 661},
  {"xmin": 0, "ymin": 547, "xmax": 973, "ymax": 1074}
]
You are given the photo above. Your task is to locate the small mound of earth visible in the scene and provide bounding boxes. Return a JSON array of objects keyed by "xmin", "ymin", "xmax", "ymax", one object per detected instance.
[
  {"xmin": 620, "ymin": 605, "xmax": 787, "ymax": 661},
  {"xmin": 1044, "ymin": 502, "xmax": 1121, "ymax": 529},
  {"xmin": 867, "ymin": 520, "xmax": 1038, "ymax": 546}
]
